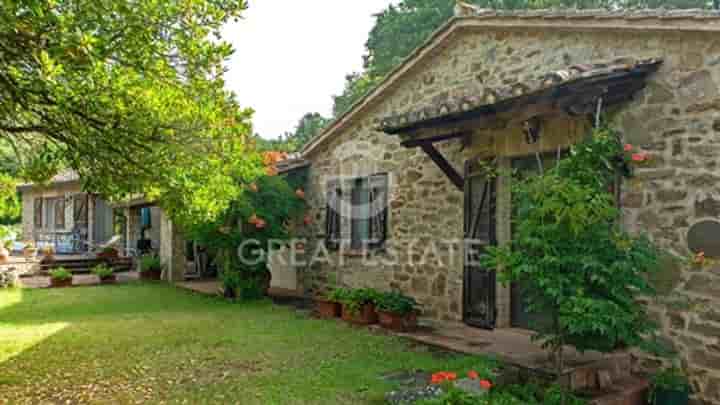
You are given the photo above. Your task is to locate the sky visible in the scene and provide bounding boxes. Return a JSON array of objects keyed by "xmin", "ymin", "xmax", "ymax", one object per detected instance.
[{"xmin": 222, "ymin": 1, "xmax": 396, "ymax": 140}]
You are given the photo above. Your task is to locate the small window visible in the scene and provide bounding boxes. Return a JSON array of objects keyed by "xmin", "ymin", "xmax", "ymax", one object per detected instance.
[
  {"xmin": 54, "ymin": 197, "xmax": 65, "ymax": 229},
  {"xmin": 140, "ymin": 207, "xmax": 152, "ymax": 229},
  {"xmin": 33, "ymin": 199, "xmax": 43, "ymax": 228},
  {"xmin": 325, "ymin": 174, "xmax": 388, "ymax": 250}
]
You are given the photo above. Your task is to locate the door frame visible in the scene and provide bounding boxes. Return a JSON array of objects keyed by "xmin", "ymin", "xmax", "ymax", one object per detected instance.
[{"xmin": 462, "ymin": 158, "xmax": 498, "ymax": 330}]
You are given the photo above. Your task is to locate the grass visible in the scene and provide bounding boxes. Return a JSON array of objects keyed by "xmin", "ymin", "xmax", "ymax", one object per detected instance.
[{"xmin": 0, "ymin": 283, "xmax": 490, "ymax": 404}]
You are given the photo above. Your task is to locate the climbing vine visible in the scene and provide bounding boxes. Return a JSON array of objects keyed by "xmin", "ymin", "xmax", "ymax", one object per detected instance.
[{"xmin": 482, "ymin": 124, "xmax": 660, "ymax": 377}]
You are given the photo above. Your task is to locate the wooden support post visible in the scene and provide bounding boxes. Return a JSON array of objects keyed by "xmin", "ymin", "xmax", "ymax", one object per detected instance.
[{"xmin": 419, "ymin": 143, "xmax": 464, "ymax": 191}]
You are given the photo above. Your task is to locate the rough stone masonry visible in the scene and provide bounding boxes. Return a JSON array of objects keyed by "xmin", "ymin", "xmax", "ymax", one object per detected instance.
[{"xmin": 298, "ymin": 11, "xmax": 720, "ymax": 404}]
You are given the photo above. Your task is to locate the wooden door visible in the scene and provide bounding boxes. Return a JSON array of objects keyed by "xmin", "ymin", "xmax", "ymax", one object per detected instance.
[{"xmin": 463, "ymin": 159, "xmax": 497, "ymax": 329}]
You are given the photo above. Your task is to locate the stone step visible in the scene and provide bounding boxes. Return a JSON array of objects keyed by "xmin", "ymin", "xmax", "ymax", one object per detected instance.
[
  {"xmin": 587, "ymin": 376, "xmax": 649, "ymax": 405},
  {"xmin": 558, "ymin": 352, "xmax": 633, "ymax": 391}
]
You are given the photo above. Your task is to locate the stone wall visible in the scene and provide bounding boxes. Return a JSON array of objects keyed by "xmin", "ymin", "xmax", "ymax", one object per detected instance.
[{"xmin": 302, "ymin": 25, "xmax": 719, "ymax": 403}]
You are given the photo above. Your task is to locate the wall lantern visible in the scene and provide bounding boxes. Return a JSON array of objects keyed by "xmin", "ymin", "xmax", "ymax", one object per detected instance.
[{"xmin": 522, "ymin": 117, "xmax": 543, "ymax": 145}]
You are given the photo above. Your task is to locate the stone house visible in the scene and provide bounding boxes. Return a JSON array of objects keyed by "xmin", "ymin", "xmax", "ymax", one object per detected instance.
[
  {"xmin": 295, "ymin": 8, "xmax": 720, "ymax": 403},
  {"xmin": 18, "ymin": 171, "xmax": 187, "ymax": 281}
]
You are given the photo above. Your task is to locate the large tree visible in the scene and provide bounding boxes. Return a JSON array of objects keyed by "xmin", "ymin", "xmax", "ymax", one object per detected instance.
[{"xmin": 0, "ymin": 0, "xmax": 261, "ymax": 224}]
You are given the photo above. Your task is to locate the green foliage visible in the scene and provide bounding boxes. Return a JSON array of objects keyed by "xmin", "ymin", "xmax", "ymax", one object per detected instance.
[
  {"xmin": 187, "ymin": 174, "xmax": 306, "ymax": 298},
  {"xmin": 139, "ymin": 256, "xmax": 162, "ymax": 273},
  {"xmin": 650, "ymin": 366, "xmax": 690, "ymax": 401},
  {"xmin": 482, "ymin": 126, "xmax": 660, "ymax": 373},
  {"xmin": 334, "ymin": 287, "xmax": 380, "ymax": 315},
  {"xmin": 376, "ymin": 291, "xmax": 418, "ymax": 315},
  {"xmin": 0, "ymin": 175, "xmax": 20, "ymax": 225},
  {"xmin": 0, "ymin": 0, "xmax": 262, "ymax": 227},
  {"xmin": 332, "ymin": 72, "xmax": 384, "ymax": 117},
  {"xmin": 91, "ymin": 264, "xmax": 114, "ymax": 279},
  {"xmin": 49, "ymin": 268, "xmax": 72, "ymax": 281}
]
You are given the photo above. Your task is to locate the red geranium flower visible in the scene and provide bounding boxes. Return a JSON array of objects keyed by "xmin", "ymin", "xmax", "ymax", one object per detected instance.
[
  {"xmin": 303, "ymin": 215, "xmax": 313, "ymax": 226},
  {"xmin": 467, "ymin": 370, "xmax": 479, "ymax": 380},
  {"xmin": 624, "ymin": 144, "xmax": 634, "ymax": 152},
  {"xmin": 631, "ymin": 152, "xmax": 648, "ymax": 162},
  {"xmin": 479, "ymin": 379, "xmax": 493, "ymax": 390},
  {"xmin": 430, "ymin": 372, "xmax": 457, "ymax": 385}
]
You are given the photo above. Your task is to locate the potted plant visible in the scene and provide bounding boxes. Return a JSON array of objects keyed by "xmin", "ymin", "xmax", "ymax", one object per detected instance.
[
  {"xmin": 92, "ymin": 264, "xmax": 116, "ymax": 284},
  {"xmin": 316, "ymin": 287, "xmax": 344, "ymax": 318},
  {"xmin": 340, "ymin": 288, "xmax": 380, "ymax": 325},
  {"xmin": 23, "ymin": 241, "xmax": 38, "ymax": 259},
  {"xmin": 376, "ymin": 291, "xmax": 419, "ymax": 332},
  {"xmin": 139, "ymin": 255, "xmax": 163, "ymax": 281},
  {"xmin": 649, "ymin": 366, "xmax": 690, "ymax": 405},
  {"xmin": 40, "ymin": 245, "xmax": 55, "ymax": 263},
  {"xmin": 97, "ymin": 246, "xmax": 119, "ymax": 260},
  {"xmin": 49, "ymin": 267, "xmax": 73, "ymax": 288},
  {"xmin": 0, "ymin": 239, "xmax": 11, "ymax": 264}
]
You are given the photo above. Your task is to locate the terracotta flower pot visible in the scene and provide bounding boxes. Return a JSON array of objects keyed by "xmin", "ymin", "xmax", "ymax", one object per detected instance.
[
  {"xmin": 50, "ymin": 277, "xmax": 73, "ymax": 288},
  {"xmin": 23, "ymin": 248, "xmax": 38, "ymax": 259},
  {"xmin": 98, "ymin": 250, "xmax": 119, "ymax": 260},
  {"xmin": 654, "ymin": 389, "xmax": 689, "ymax": 405},
  {"xmin": 341, "ymin": 303, "xmax": 378, "ymax": 325},
  {"xmin": 0, "ymin": 247, "xmax": 9, "ymax": 264},
  {"xmin": 99, "ymin": 275, "xmax": 117, "ymax": 285},
  {"xmin": 140, "ymin": 268, "xmax": 162, "ymax": 281},
  {"xmin": 378, "ymin": 310, "xmax": 418, "ymax": 332},
  {"xmin": 316, "ymin": 298, "xmax": 341, "ymax": 318}
]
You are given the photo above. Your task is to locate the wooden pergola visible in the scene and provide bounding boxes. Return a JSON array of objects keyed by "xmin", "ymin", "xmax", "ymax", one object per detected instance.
[{"xmin": 378, "ymin": 58, "xmax": 663, "ymax": 190}]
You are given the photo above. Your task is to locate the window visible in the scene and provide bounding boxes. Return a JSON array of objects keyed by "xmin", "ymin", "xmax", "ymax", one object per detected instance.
[
  {"xmin": 140, "ymin": 207, "xmax": 152, "ymax": 229},
  {"xmin": 73, "ymin": 194, "xmax": 89, "ymax": 227},
  {"xmin": 325, "ymin": 174, "xmax": 388, "ymax": 250},
  {"xmin": 34, "ymin": 199, "xmax": 43, "ymax": 228},
  {"xmin": 37, "ymin": 197, "xmax": 65, "ymax": 230}
]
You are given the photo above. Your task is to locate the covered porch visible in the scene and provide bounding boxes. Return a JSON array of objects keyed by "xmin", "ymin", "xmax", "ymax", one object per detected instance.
[{"xmin": 379, "ymin": 58, "xmax": 661, "ymax": 330}]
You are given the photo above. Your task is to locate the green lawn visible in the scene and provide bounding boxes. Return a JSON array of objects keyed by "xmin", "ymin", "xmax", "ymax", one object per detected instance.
[{"xmin": 0, "ymin": 283, "xmax": 487, "ymax": 404}]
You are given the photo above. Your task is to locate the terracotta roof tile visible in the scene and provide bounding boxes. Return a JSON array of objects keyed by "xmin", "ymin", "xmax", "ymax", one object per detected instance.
[{"xmin": 378, "ymin": 57, "xmax": 662, "ymax": 133}]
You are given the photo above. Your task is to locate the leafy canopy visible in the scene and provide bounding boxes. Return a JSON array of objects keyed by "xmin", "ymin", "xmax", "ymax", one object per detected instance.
[{"xmin": 0, "ymin": 0, "xmax": 260, "ymax": 224}]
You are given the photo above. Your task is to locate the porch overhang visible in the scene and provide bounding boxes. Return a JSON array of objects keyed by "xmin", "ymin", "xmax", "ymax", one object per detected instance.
[{"xmin": 379, "ymin": 57, "xmax": 662, "ymax": 190}]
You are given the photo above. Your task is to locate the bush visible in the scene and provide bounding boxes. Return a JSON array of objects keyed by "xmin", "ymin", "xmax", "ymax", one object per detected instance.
[
  {"xmin": 92, "ymin": 264, "xmax": 114, "ymax": 279},
  {"xmin": 482, "ymin": 127, "xmax": 659, "ymax": 375},
  {"xmin": 49, "ymin": 268, "xmax": 72, "ymax": 281},
  {"xmin": 650, "ymin": 366, "xmax": 690, "ymax": 401},
  {"xmin": 139, "ymin": 255, "xmax": 162, "ymax": 273},
  {"xmin": 376, "ymin": 291, "xmax": 418, "ymax": 315},
  {"xmin": 337, "ymin": 288, "xmax": 380, "ymax": 315}
]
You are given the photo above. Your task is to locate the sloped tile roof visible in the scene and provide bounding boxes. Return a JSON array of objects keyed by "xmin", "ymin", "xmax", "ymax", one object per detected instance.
[
  {"xmin": 17, "ymin": 170, "xmax": 80, "ymax": 190},
  {"xmin": 301, "ymin": 8, "xmax": 718, "ymax": 155},
  {"xmin": 378, "ymin": 57, "xmax": 662, "ymax": 134},
  {"xmin": 453, "ymin": 5, "xmax": 720, "ymax": 21}
]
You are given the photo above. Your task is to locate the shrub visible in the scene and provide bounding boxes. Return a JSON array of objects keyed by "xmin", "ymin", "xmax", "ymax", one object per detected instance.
[
  {"xmin": 139, "ymin": 255, "xmax": 162, "ymax": 273},
  {"xmin": 650, "ymin": 366, "xmax": 690, "ymax": 402},
  {"xmin": 376, "ymin": 291, "xmax": 418, "ymax": 315},
  {"xmin": 101, "ymin": 246, "xmax": 118, "ymax": 254},
  {"xmin": 482, "ymin": 126, "xmax": 659, "ymax": 375},
  {"xmin": 338, "ymin": 288, "xmax": 380, "ymax": 315},
  {"xmin": 49, "ymin": 268, "xmax": 72, "ymax": 281},
  {"xmin": 92, "ymin": 264, "xmax": 115, "ymax": 279}
]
